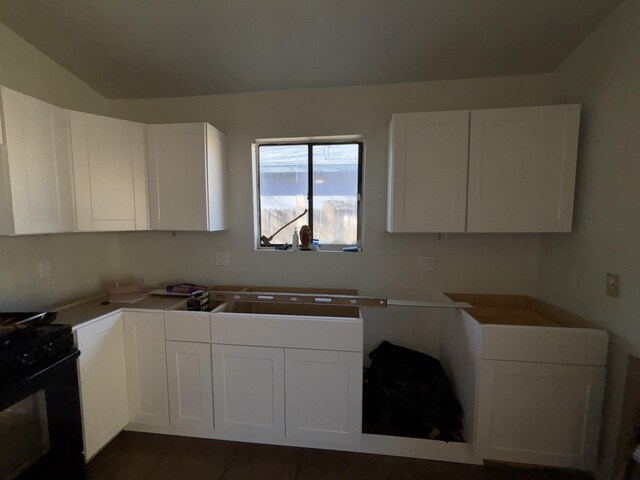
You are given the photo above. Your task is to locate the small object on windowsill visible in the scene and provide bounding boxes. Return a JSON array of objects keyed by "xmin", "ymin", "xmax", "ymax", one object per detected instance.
[
  {"xmin": 275, "ymin": 243, "xmax": 291, "ymax": 251},
  {"xmin": 292, "ymin": 228, "xmax": 300, "ymax": 250},
  {"xmin": 342, "ymin": 245, "xmax": 359, "ymax": 252},
  {"xmin": 299, "ymin": 225, "xmax": 312, "ymax": 250}
]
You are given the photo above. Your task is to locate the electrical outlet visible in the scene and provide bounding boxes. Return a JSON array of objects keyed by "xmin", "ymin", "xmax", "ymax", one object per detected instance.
[
  {"xmin": 606, "ymin": 273, "xmax": 620, "ymax": 297},
  {"xmin": 419, "ymin": 256, "xmax": 436, "ymax": 272},
  {"xmin": 215, "ymin": 252, "xmax": 230, "ymax": 266},
  {"xmin": 38, "ymin": 260, "xmax": 52, "ymax": 278}
]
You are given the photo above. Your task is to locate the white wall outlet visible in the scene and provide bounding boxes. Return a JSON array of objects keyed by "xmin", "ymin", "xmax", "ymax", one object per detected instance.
[
  {"xmin": 606, "ymin": 273, "xmax": 620, "ymax": 297},
  {"xmin": 38, "ymin": 260, "xmax": 52, "ymax": 278},
  {"xmin": 216, "ymin": 252, "xmax": 230, "ymax": 266},
  {"xmin": 419, "ymin": 256, "xmax": 436, "ymax": 272}
]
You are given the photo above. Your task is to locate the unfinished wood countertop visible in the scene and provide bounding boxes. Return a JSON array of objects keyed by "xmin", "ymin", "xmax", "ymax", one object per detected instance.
[{"xmin": 445, "ymin": 293, "xmax": 592, "ymax": 328}]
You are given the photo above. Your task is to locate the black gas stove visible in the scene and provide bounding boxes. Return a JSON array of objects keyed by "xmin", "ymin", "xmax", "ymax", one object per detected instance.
[
  {"xmin": 0, "ymin": 312, "xmax": 85, "ymax": 479},
  {"xmin": 0, "ymin": 313, "xmax": 74, "ymax": 383}
]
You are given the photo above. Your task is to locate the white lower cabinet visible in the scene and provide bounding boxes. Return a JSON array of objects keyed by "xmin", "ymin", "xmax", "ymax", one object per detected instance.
[
  {"xmin": 285, "ymin": 349, "xmax": 362, "ymax": 445},
  {"xmin": 212, "ymin": 344, "xmax": 285, "ymax": 439},
  {"xmin": 75, "ymin": 313, "xmax": 128, "ymax": 460},
  {"xmin": 124, "ymin": 312, "xmax": 169, "ymax": 427},
  {"xmin": 166, "ymin": 341, "xmax": 214, "ymax": 431},
  {"xmin": 477, "ymin": 360, "xmax": 605, "ymax": 469}
]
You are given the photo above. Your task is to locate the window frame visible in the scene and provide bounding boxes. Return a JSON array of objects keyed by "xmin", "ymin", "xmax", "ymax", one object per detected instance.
[{"xmin": 253, "ymin": 136, "xmax": 364, "ymax": 251}]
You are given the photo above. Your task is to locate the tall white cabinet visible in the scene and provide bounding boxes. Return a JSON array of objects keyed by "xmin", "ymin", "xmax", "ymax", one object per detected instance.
[
  {"xmin": 0, "ymin": 87, "xmax": 76, "ymax": 234},
  {"xmin": 387, "ymin": 104, "xmax": 581, "ymax": 233},
  {"xmin": 387, "ymin": 111, "xmax": 470, "ymax": 232},
  {"xmin": 75, "ymin": 312, "xmax": 129, "ymax": 460},
  {"xmin": 70, "ymin": 111, "xmax": 149, "ymax": 231},
  {"xmin": 147, "ymin": 123, "xmax": 227, "ymax": 231}
]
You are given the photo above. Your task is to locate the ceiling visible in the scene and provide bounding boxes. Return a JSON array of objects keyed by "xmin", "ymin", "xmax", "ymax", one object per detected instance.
[{"xmin": 0, "ymin": 0, "xmax": 625, "ymax": 99}]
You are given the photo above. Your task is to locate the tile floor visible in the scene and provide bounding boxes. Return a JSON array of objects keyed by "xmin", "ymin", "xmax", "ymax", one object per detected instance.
[{"xmin": 87, "ymin": 431, "xmax": 592, "ymax": 480}]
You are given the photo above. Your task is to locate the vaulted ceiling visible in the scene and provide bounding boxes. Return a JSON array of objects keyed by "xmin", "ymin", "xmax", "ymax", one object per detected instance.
[{"xmin": 0, "ymin": 0, "xmax": 626, "ymax": 99}]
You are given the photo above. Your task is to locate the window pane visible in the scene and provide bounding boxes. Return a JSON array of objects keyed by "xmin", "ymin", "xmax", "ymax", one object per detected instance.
[
  {"xmin": 259, "ymin": 145, "xmax": 309, "ymax": 245},
  {"xmin": 312, "ymin": 144, "xmax": 359, "ymax": 245}
]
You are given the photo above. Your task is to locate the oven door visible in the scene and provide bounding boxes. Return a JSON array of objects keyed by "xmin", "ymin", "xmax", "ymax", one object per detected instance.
[{"xmin": 0, "ymin": 350, "xmax": 85, "ymax": 480}]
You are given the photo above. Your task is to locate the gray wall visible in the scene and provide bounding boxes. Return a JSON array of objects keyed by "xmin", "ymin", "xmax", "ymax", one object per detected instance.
[
  {"xmin": 538, "ymin": 1, "xmax": 640, "ymax": 478},
  {"xmin": 110, "ymin": 76, "xmax": 554, "ymax": 301}
]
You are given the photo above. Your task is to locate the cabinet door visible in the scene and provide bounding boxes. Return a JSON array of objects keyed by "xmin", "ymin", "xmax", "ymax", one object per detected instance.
[
  {"xmin": 147, "ymin": 123, "xmax": 208, "ymax": 231},
  {"xmin": 477, "ymin": 360, "xmax": 605, "ymax": 470},
  {"xmin": 212, "ymin": 344, "xmax": 285, "ymax": 439},
  {"xmin": 70, "ymin": 111, "xmax": 148, "ymax": 231},
  {"xmin": 166, "ymin": 341, "xmax": 213, "ymax": 431},
  {"xmin": 124, "ymin": 312, "xmax": 169, "ymax": 427},
  {"xmin": 76, "ymin": 313, "xmax": 128, "ymax": 460},
  {"xmin": 467, "ymin": 104, "xmax": 580, "ymax": 232},
  {"xmin": 285, "ymin": 349, "xmax": 362, "ymax": 445},
  {"xmin": 387, "ymin": 111, "xmax": 469, "ymax": 232},
  {"xmin": 1, "ymin": 87, "xmax": 75, "ymax": 234}
]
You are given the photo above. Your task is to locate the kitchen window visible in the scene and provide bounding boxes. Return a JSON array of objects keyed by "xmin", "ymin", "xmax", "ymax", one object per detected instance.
[{"xmin": 254, "ymin": 138, "xmax": 363, "ymax": 250}]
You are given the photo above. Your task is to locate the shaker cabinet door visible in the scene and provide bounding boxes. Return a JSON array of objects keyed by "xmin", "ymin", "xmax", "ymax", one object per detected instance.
[
  {"xmin": 70, "ymin": 111, "xmax": 148, "ymax": 231},
  {"xmin": 467, "ymin": 104, "xmax": 580, "ymax": 232},
  {"xmin": 76, "ymin": 313, "xmax": 129, "ymax": 460},
  {"xmin": 124, "ymin": 312, "xmax": 169, "ymax": 427},
  {"xmin": 212, "ymin": 344, "xmax": 285, "ymax": 439},
  {"xmin": 477, "ymin": 359, "xmax": 605, "ymax": 469},
  {"xmin": 387, "ymin": 110, "xmax": 469, "ymax": 232},
  {"xmin": 1, "ymin": 87, "xmax": 75, "ymax": 234},
  {"xmin": 285, "ymin": 348, "xmax": 362, "ymax": 445},
  {"xmin": 166, "ymin": 341, "xmax": 213, "ymax": 431}
]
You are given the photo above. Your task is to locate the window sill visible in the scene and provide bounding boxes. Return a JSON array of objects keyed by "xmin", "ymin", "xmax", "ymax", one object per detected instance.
[{"xmin": 256, "ymin": 246, "xmax": 361, "ymax": 253}]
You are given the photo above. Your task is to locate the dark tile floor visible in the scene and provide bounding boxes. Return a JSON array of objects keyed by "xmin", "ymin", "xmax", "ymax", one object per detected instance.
[{"xmin": 87, "ymin": 431, "xmax": 592, "ymax": 480}]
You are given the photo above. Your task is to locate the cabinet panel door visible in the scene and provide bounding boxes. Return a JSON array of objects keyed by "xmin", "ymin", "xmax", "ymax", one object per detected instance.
[
  {"xmin": 212, "ymin": 344, "xmax": 285, "ymax": 439},
  {"xmin": 1, "ymin": 87, "xmax": 75, "ymax": 234},
  {"xmin": 467, "ymin": 104, "xmax": 580, "ymax": 232},
  {"xmin": 147, "ymin": 123, "xmax": 207, "ymax": 231},
  {"xmin": 285, "ymin": 349, "xmax": 362, "ymax": 445},
  {"xmin": 70, "ymin": 111, "xmax": 148, "ymax": 231},
  {"xmin": 124, "ymin": 312, "xmax": 169, "ymax": 427},
  {"xmin": 166, "ymin": 341, "xmax": 213, "ymax": 431},
  {"xmin": 387, "ymin": 111, "xmax": 469, "ymax": 232},
  {"xmin": 477, "ymin": 360, "xmax": 605, "ymax": 470},
  {"xmin": 76, "ymin": 313, "xmax": 128, "ymax": 460}
]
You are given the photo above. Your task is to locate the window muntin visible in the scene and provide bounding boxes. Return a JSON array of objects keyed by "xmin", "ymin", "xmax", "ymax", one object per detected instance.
[{"xmin": 257, "ymin": 141, "xmax": 362, "ymax": 248}]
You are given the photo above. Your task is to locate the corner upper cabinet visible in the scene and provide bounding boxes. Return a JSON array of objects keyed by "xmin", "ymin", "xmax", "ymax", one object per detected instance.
[
  {"xmin": 70, "ymin": 111, "xmax": 149, "ymax": 231},
  {"xmin": 387, "ymin": 111, "xmax": 470, "ymax": 233},
  {"xmin": 146, "ymin": 123, "xmax": 227, "ymax": 231},
  {"xmin": 0, "ymin": 87, "xmax": 75, "ymax": 234},
  {"xmin": 467, "ymin": 105, "xmax": 580, "ymax": 232}
]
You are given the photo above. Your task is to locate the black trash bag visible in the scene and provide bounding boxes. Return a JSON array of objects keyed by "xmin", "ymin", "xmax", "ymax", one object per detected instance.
[{"xmin": 363, "ymin": 341, "xmax": 464, "ymax": 442}]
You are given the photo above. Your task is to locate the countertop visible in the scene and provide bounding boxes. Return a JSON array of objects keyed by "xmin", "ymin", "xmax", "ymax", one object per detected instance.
[
  {"xmin": 445, "ymin": 293, "xmax": 591, "ymax": 328},
  {"xmin": 53, "ymin": 293, "xmax": 187, "ymax": 329}
]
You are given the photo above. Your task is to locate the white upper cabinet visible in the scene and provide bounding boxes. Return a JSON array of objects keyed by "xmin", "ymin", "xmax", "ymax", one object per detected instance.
[
  {"xmin": 467, "ymin": 104, "xmax": 580, "ymax": 232},
  {"xmin": 387, "ymin": 111, "xmax": 470, "ymax": 233},
  {"xmin": 387, "ymin": 104, "xmax": 580, "ymax": 233},
  {"xmin": 0, "ymin": 87, "xmax": 75, "ymax": 234},
  {"xmin": 70, "ymin": 111, "xmax": 149, "ymax": 231},
  {"xmin": 146, "ymin": 123, "xmax": 227, "ymax": 231}
]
